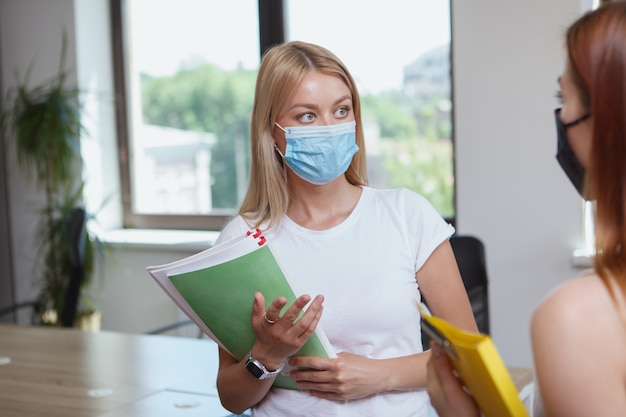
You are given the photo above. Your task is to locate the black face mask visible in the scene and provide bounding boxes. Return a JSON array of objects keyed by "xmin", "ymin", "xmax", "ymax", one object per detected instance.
[{"xmin": 555, "ymin": 108, "xmax": 591, "ymax": 199}]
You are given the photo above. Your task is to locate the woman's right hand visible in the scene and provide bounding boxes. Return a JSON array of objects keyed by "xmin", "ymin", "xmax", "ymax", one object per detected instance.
[
  {"xmin": 427, "ymin": 342, "xmax": 480, "ymax": 417},
  {"xmin": 248, "ymin": 291, "xmax": 324, "ymax": 370}
]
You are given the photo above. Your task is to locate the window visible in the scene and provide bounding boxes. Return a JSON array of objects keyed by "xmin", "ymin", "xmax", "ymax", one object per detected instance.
[
  {"xmin": 285, "ymin": 0, "xmax": 454, "ymax": 218},
  {"xmin": 112, "ymin": 0, "xmax": 454, "ymax": 230}
]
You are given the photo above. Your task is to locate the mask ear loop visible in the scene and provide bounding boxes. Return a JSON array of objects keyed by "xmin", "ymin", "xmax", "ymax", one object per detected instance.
[
  {"xmin": 272, "ymin": 122, "xmax": 288, "ymax": 180},
  {"xmin": 274, "ymin": 143, "xmax": 285, "ymax": 159},
  {"xmin": 273, "ymin": 122, "xmax": 286, "ymax": 160},
  {"xmin": 273, "ymin": 144, "xmax": 288, "ymax": 181}
]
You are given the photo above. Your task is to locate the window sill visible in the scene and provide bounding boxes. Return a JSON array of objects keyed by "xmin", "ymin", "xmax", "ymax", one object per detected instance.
[
  {"xmin": 99, "ymin": 231, "xmax": 596, "ymax": 269},
  {"xmin": 99, "ymin": 228, "xmax": 219, "ymax": 252},
  {"xmin": 571, "ymin": 248, "xmax": 594, "ymax": 269}
]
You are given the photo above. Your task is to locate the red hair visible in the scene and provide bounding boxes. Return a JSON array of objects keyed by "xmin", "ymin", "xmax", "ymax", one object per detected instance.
[{"xmin": 567, "ymin": 2, "xmax": 626, "ymax": 301}]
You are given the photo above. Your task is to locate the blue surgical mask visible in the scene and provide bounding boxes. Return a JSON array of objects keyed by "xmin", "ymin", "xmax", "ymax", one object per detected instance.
[{"xmin": 275, "ymin": 121, "xmax": 359, "ymax": 185}]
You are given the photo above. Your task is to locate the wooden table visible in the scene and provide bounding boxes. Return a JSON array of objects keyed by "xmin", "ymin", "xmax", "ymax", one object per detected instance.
[
  {"xmin": 0, "ymin": 323, "xmax": 235, "ymax": 417},
  {"xmin": 0, "ymin": 323, "xmax": 534, "ymax": 416}
]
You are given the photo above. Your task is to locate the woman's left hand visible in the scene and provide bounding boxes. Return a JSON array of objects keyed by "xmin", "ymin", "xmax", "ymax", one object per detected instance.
[
  {"xmin": 288, "ymin": 352, "xmax": 388, "ymax": 400},
  {"xmin": 427, "ymin": 343, "xmax": 480, "ymax": 417}
]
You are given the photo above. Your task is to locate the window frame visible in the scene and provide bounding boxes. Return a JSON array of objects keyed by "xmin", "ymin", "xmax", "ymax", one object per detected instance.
[
  {"xmin": 110, "ymin": 0, "xmax": 455, "ymax": 230},
  {"xmin": 110, "ymin": 0, "xmax": 284, "ymax": 230}
]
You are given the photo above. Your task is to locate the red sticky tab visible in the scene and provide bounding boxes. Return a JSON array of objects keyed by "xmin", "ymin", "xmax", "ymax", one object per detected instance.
[{"xmin": 246, "ymin": 228, "xmax": 266, "ymax": 246}]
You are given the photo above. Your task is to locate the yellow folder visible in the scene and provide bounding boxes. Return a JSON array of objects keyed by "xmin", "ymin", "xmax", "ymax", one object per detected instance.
[{"xmin": 419, "ymin": 303, "xmax": 529, "ymax": 417}]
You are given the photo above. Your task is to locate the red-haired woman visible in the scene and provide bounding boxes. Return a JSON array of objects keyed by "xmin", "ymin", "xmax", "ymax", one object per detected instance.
[{"xmin": 427, "ymin": 3, "xmax": 626, "ymax": 416}]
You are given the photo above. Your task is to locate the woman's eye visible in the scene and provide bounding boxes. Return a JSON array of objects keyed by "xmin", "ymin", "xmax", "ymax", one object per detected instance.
[
  {"xmin": 335, "ymin": 107, "xmax": 350, "ymax": 118},
  {"xmin": 554, "ymin": 90, "xmax": 564, "ymax": 104},
  {"xmin": 297, "ymin": 113, "xmax": 315, "ymax": 123}
]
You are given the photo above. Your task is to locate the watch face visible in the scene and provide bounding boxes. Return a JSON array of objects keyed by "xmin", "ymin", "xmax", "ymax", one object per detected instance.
[{"xmin": 246, "ymin": 358, "xmax": 265, "ymax": 379}]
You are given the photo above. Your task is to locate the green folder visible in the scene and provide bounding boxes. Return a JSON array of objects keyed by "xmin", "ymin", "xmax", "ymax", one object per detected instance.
[{"xmin": 147, "ymin": 230, "xmax": 335, "ymax": 390}]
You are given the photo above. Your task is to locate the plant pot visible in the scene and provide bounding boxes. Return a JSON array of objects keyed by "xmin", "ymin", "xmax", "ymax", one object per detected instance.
[
  {"xmin": 40, "ymin": 309, "xmax": 101, "ymax": 332},
  {"xmin": 76, "ymin": 311, "xmax": 101, "ymax": 332}
]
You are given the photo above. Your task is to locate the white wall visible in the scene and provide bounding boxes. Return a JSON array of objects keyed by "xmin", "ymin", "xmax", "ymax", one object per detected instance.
[
  {"xmin": 0, "ymin": 0, "xmax": 590, "ymax": 368},
  {"xmin": 452, "ymin": 0, "xmax": 587, "ymax": 366}
]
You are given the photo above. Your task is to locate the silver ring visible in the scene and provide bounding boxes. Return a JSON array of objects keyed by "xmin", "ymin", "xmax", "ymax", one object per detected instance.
[{"xmin": 263, "ymin": 313, "xmax": 278, "ymax": 324}]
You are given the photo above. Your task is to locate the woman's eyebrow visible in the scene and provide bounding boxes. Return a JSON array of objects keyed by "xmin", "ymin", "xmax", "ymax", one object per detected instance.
[
  {"xmin": 287, "ymin": 95, "xmax": 352, "ymax": 112},
  {"xmin": 334, "ymin": 95, "xmax": 352, "ymax": 105},
  {"xmin": 287, "ymin": 103, "xmax": 318, "ymax": 111}
]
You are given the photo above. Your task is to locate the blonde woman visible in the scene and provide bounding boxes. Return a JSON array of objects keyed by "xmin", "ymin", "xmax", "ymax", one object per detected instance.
[{"xmin": 215, "ymin": 40, "xmax": 477, "ymax": 417}]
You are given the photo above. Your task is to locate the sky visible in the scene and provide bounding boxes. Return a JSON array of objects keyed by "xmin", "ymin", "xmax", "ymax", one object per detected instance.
[{"xmin": 129, "ymin": 0, "xmax": 450, "ymax": 94}]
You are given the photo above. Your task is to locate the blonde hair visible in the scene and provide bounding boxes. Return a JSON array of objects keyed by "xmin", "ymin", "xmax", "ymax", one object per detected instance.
[{"xmin": 238, "ymin": 41, "xmax": 368, "ymax": 229}]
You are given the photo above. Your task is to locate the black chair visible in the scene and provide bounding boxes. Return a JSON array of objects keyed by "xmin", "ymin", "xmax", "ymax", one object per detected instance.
[
  {"xmin": 449, "ymin": 235, "xmax": 490, "ymax": 334},
  {"xmin": 421, "ymin": 234, "xmax": 490, "ymax": 349},
  {"xmin": 59, "ymin": 207, "xmax": 87, "ymax": 327},
  {"xmin": 0, "ymin": 207, "xmax": 87, "ymax": 327},
  {"xmin": 0, "ymin": 299, "xmax": 44, "ymax": 323}
]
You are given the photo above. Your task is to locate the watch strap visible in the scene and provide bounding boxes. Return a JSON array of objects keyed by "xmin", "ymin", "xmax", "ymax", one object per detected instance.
[{"xmin": 245, "ymin": 351, "xmax": 285, "ymax": 380}]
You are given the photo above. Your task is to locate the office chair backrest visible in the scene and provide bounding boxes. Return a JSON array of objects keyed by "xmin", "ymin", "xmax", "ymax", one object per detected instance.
[
  {"xmin": 421, "ymin": 235, "xmax": 490, "ymax": 350},
  {"xmin": 449, "ymin": 235, "xmax": 490, "ymax": 334},
  {"xmin": 60, "ymin": 207, "xmax": 87, "ymax": 327},
  {"xmin": 0, "ymin": 207, "xmax": 87, "ymax": 327}
]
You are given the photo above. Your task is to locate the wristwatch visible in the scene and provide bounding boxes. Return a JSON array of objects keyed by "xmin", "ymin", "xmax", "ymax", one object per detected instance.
[{"xmin": 245, "ymin": 351, "xmax": 285, "ymax": 380}]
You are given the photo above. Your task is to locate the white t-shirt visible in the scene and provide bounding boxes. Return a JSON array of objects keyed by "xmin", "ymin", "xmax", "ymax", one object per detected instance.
[{"xmin": 216, "ymin": 186, "xmax": 455, "ymax": 417}]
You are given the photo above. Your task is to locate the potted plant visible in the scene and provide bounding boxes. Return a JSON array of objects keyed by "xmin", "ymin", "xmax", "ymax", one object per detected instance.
[{"xmin": 2, "ymin": 35, "xmax": 103, "ymax": 330}]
